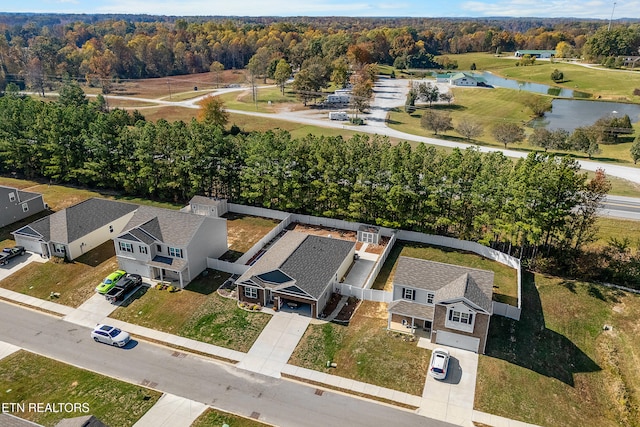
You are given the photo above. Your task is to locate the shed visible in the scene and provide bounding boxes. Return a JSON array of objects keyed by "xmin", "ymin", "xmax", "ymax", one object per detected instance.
[
  {"xmin": 357, "ymin": 224, "xmax": 381, "ymax": 245},
  {"xmin": 188, "ymin": 196, "xmax": 228, "ymax": 217}
]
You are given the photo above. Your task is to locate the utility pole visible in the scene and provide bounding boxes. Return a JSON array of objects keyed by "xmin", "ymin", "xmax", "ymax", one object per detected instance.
[
  {"xmin": 167, "ymin": 79, "xmax": 172, "ymax": 100},
  {"xmin": 608, "ymin": 2, "xmax": 617, "ymax": 31}
]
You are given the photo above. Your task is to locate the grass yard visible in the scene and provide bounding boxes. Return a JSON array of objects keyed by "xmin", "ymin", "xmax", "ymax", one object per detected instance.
[
  {"xmin": 592, "ymin": 217, "xmax": 640, "ymax": 248},
  {"xmin": 216, "ymin": 85, "xmax": 299, "ymax": 113},
  {"xmin": 289, "ymin": 301, "xmax": 429, "ymax": 396},
  {"xmin": 191, "ymin": 408, "xmax": 270, "ymax": 427},
  {"xmin": 0, "ymin": 350, "xmax": 161, "ymax": 427},
  {"xmin": 476, "ymin": 273, "xmax": 640, "ymax": 427},
  {"xmin": 110, "ymin": 270, "xmax": 270, "ymax": 352},
  {"xmin": 0, "ymin": 242, "xmax": 118, "ymax": 308},
  {"xmin": 223, "ymin": 213, "xmax": 281, "ymax": 260},
  {"xmin": 372, "ymin": 241, "xmax": 518, "ymax": 306},
  {"xmin": 586, "ymin": 171, "xmax": 640, "ymax": 198}
]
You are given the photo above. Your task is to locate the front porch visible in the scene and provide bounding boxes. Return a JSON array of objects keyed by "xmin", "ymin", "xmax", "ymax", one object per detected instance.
[
  {"xmin": 387, "ymin": 300, "xmax": 434, "ymax": 338},
  {"xmin": 149, "ymin": 256, "xmax": 188, "ymax": 288}
]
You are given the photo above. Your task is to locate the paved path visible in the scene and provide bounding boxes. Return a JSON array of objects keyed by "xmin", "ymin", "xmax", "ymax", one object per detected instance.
[
  {"xmin": 237, "ymin": 312, "xmax": 311, "ymax": 378},
  {"xmin": 0, "ymin": 340, "xmax": 20, "ymax": 361},
  {"xmin": 63, "ymin": 293, "xmax": 119, "ymax": 327},
  {"xmin": 133, "ymin": 393, "xmax": 207, "ymax": 427}
]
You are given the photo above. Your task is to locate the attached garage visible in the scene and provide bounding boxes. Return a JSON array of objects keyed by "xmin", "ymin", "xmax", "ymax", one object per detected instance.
[
  {"xmin": 14, "ymin": 235, "xmax": 45, "ymax": 254},
  {"xmin": 117, "ymin": 258, "xmax": 150, "ymax": 278},
  {"xmin": 435, "ymin": 330, "xmax": 480, "ymax": 353}
]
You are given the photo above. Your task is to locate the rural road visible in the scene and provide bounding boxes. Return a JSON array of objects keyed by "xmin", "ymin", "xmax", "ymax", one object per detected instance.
[{"xmin": 0, "ymin": 301, "xmax": 453, "ymax": 427}]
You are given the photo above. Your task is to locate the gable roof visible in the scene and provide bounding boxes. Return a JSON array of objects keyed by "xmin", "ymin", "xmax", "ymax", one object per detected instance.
[
  {"xmin": 394, "ymin": 257, "xmax": 494, "ymax": 312},
  {"xmin": 14, "ymin": 198, "xmax": 137, "ymax": 243},
  {"xmin": 0, "ymin": 185, "xmax": 43, "ymax": 205},
  {"xmin": 120, "ymin": 205, "xmax": 213, "ymax": 246},
  {"xmin": 189, "ymin": 195, "xmax": 226, "ymax": 207},
  {"xmin": 238, "ymin": 231, "xmax": 355, "ymax": 299}
]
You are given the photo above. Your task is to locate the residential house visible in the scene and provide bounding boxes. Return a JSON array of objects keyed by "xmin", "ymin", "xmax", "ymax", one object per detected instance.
[
  {"xmin": 0, "ymin": 185, "xmax": 46, "ymax": 228},
  {"xmin": 236, "ymin": 231, "xmax": 355, "ymax": 318},
  {"xmin": 515, "ymin": 50, "xmax": 556, "ymax": 58},
  {"xmin": 13, "ymin": 198, "xmax": 137, "ymax": 260},
  {"xmin": 435, "ymin": 73, "xmax": 453, "ymax": 83},
  {"xmin": 449, "ymin": 72, "xmax": 481, "ymax": 86},
  {"xmin": 114, "ymin": 206, "xmax": 227, "ymax": 287},
  {"xmin": 187, "ymin": 196, "xmax": 228, "ymax": 217},
  {"xmin": 388, "ymin": 256, "xmax": 494, "ymax": 353}
]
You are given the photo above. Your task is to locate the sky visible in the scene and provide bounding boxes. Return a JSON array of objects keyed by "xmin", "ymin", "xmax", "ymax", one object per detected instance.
[{"xmin": 1, "ymin": 0, "xmax": 638, "ymax": 19}]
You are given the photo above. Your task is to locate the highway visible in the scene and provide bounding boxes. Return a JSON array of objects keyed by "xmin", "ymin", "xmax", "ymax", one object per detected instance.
[
  {"xmin": 0, "ymin": 301, "xmax": 453, "ymax": 427},
  {"xmin": 600, "ymin": 195, "xmax": 640, "ymax": 220}
]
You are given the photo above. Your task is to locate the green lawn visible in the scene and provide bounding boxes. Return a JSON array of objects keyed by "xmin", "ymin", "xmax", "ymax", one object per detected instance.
[
  {"xmin": 372, "ymin": 241, "xmax": 518, "ymax": 306},
  {"xmin": 192, "ymin": 408, "xmax": 270, "ymax": 427},
  {"xmin": 289, "ymin": 301, "xmax": 429, "ymax": 396},
  {"xmin": 110, "ymin": 270, "xmax": 271, "ymax": 352},
  {"xmin": 0, "ymin": 242, "xmax": 118, "ymax": 308},
  {"xmin": 217, "ymin": 85, "xmax": 299, "ymax": 113},
  {"xmin": 223, "ymin": 213, "xmax": 281, "ymax": 260},
  {"xmin": 0, "ymin": 351, "xmax": 161, "ymax": 427},
  {"xmin": 593, "ymin": 217, "xmax": 640, "ymax": 248},
  {"xmin": 476, "ymin": 273, "xmax": 640, "ymax": 427}
]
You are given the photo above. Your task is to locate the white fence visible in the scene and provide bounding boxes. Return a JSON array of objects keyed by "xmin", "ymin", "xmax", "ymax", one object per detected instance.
[
  {"xmin": 224, "ymin": 203, "xmax": 522, "ymax": 321},
  {"xmin": 235, "ymin": 214, "xmax": 293, "ymax": 266},
  {"xmin": 362, "ymin": 231, "xmax": 398, "ymax": 290},
  {"xmin": 335, "ymin": 283, "xmax": 392, "ymax": 303},
  {"xmin": 206, "ymin": 258, "xmax": 250, "ymax": 275}
]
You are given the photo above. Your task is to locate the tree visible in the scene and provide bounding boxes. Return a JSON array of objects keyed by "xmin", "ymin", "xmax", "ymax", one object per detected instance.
[
  {"xmin": 631, "ymin": 136, "xmax": 640, "ymax": 164},
  {"xmin": 523, "ymin": 95, "xmax": 552, "ymax": 117},
  {"xmin": 491, "ymin": 122, "xmax": 525, "ymax": 148},
  {"xmin": 57, "ymin": 81, "xmax": 88, "ymax": 107},
  {"xmin": 439, "ymin": 92, "xmax": 453, "ymax": 104},
  {"xmin": 197, "ymin": 95, "xmax": 228, "ymax": 127},
  {"xmin": 550, "ymin": 68, "xmax": 564, "ymax": 83},
  {"xmin": 421, "ymin": 110, "xmax": 453, "ymax": 135},
  {"xmin": 456, "ymin": 120, "xmax": 484, "ymax": 141},
  {"xmin": 568, "ymin": 126, "xmax": 600, "ymax": 158},
  {"xmin": 274, "ymin": 60, "xmax": 292, "ymax": 96},
  {"xmin": 555, "ymin": 41, "xmax": 572, "ymax": 58},
  {"xmin": 331, "ymin": 57, "xmax": 349, "ymax": 89},
  {"xmin": 210, "ymin": 61, "xmax": 224, "ymax": 88},
  {"xmin": 470, "ymin": 62, "xmax": 477, "ymax": 71},
  {"xmin": 417, "ymin": 82, "xmax": 439, "ymax": 107}
]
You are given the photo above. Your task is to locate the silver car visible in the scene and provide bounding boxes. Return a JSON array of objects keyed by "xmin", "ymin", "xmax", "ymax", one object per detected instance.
[
  {"xmin": 429, "ymin": 348, "xmax": 450, "ymax": 380},
  {"xmin": 91, "ymin": 324, "xmax": 130, "ymax": 347}
]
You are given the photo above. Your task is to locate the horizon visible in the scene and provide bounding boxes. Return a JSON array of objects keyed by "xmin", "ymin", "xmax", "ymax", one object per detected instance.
[{"xmin": 0, "ymin": 1, "xmax": 631, "ymax": 20}]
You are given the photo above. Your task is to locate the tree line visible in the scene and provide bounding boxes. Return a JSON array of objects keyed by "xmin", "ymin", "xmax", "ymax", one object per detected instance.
[{"xmin": 0, "ymin": 14, "xmax": 636, "ymax": 93}]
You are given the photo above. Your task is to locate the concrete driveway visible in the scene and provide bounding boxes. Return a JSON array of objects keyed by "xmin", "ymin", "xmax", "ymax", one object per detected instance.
[
  {"xmin": 418, "ymin": 340, "xmax": 479, "ymax": 427},
  {"xmin": 0, "ymin": 251, "xmax": 45, "ymax": 282}
]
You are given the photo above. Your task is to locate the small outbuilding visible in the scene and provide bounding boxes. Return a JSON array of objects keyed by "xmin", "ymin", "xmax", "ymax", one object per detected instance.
[
  {"xmin": 188, "ymin": 196, "xmax": 228, "ymax": 218},
  {"xmin": 357, "ymin": 224, "xmax": 381, "ymax": 245}
]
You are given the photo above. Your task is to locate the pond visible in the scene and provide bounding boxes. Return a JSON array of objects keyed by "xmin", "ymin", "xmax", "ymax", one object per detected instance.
[
  {"xmin": 476, "ymin": 72, "xmax": 591, "ymax": 98},
  {"xmin": 529, "ymin": 99, "xmax": 640, "ymax": 132}
]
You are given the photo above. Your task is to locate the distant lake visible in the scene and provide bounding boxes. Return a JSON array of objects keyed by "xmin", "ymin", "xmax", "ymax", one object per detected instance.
[
  {"xmin": 475, "ymin": 72, "xmax": 591, "ymax": 98},
  {"xmin": 529, "ymin": 99, "xmax": 640, "ymax": 132}
]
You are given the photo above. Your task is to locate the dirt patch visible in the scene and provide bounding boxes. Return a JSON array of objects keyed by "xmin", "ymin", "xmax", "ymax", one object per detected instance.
[
  {"xmin": 288, "ymin": 222, "xmax": 357, "ymax": 241},
  {"xmin": 365, "ymin": 236, "xmax": 390, "ymax": 255},
  {"xmin": 334, "ymin": 296, "xmax": 360, "ymax": 322}
]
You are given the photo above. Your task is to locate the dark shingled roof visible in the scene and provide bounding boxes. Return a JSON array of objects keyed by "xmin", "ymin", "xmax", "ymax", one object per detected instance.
[
  {"xmin": 238, "ymin": 231, "xmax": 355, "ymax": 299},
  {"xmin": 0, "ymin": 413, "xmax": 44, "ymax": 427},
  {"xmin": 394, "ymin": 257, "xmax": 494, "ymax": 313},
  {"xmin": 388, "ymin": 300, "xmax": 434, "ymax": 320},
  {"xmin": 121, "ymin": 206, "xmax": 210, "ymax": 246},
  {"xmin": 15, "ymin": 198, "xmax": 137, "ymax": 243}
]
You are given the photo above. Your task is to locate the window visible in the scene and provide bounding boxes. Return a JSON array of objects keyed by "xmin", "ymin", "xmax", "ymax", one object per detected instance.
[
  {"xmin": 8, "ymin": 192, "xmax": 15, "ymax": 202},
  {"xmin": 53, "ymin": 244, "xmax": 66, "ymax": 254},
  {"xmin": 460, "ymin": 312, "xmax": 473, "ymax": 325},
  {"xmin": 169, "ymin": 247, "xmax": 183, "ymax": 258},
  {"xmin": 119, "ymin": 242, "xmax": 133, "ymax": 253},
  {"xmin": 402, "ymin": 288, "xmax": 415, "ymax": 300},
  {"xmin": 244, "ymin": 287, "xmax": 258, "ymax": 299},
  {"xmin": 139, "ymin": 246, "xmax": 148, "ymax": 255},
  {"xmin": 21, "ymin": 203, "xmax": 28, "ymax": 212},
  {"xmin": 426, "ymin": 292, "xmax": 434, "ymax": 305},
  {"xmin": 448, "ymin": 310, "xmax": 473, "ymax": 325},
  {"xmin": 157, "ymin": 245, "xmax": 162, "ymax": 253}
]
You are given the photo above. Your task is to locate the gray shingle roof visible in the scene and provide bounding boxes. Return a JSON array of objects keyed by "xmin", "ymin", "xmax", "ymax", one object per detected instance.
[
  {"xmin": 238, "ymin": 231, "xmax": 355, "ymax": 299},
  {"xmin": 120, "ymin": 205, "xmax": 210, "ymax": 246},
  {"xmin": 16, "ymin": 198, "xmax": 138, "ymax": 243},
  {"xmin": 388, "ymin": 300, "xmax": 434, "ymax": 320},
  {"xmin": 394, "ymin": 257, "xmax": 494, "ymax": 312},
  {"xmin": 189, "ymin": 195, "xmax": 225, "ymax": 207}
]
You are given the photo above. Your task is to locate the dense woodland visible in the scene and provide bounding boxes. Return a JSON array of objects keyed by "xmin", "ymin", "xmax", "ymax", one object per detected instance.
[
  {"xmin": 1, "ymin": 85, "xmax": 635, "ymax": 286},
  {"xmin": 1, "ymin": 14, "xmax": 640, "ymax": 92}
]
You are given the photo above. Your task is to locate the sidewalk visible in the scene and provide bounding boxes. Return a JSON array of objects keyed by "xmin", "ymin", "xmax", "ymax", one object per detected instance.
[{"xmin": 133, "ymin": 393, "xmax": 207, "ymax": 427}]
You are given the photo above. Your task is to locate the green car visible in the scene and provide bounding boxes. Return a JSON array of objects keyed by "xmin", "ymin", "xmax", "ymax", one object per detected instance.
[{"xmin": 95, "ymin": 270, "xmax": 126, "ymax": 294}]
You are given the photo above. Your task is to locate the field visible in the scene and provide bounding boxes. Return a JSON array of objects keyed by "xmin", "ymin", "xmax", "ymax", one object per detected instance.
[
  {"xmin": 372, "ymin": 241, "xmax": 518, "ymax": 306},
  {"xmin": 476, "ymin": 273, "xmax": 640, "ymax": 427},
  {"xmin": 223, "ymin": 213, "xmax": 280, "ymax": 261},
  {"xmin": 192, "ymin": 408, "xmax": 270, "ymax": 427},
  {"xmin": 0, "ymin": 242, "xmax": 118, "ymax": 308},
  {"xmin": 0, "ymin": 350, "xmax": 161, "ymax": 427},
  {"xmin": 289, "ymin": 301, "xmax": 430, "ymax": 396},
  {"xmin": 109, "ymin": 270, "xmax": 271, "ymax": 352}
]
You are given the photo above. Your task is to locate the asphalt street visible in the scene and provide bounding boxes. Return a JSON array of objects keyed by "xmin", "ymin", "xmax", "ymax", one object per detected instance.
[
  {"xmin": 0, "ymin": 301, "xmax": 454, "ymax": 427},
  {"xmin": 600, "ymin": 195, "xmax": 640, "ymax": 220}
]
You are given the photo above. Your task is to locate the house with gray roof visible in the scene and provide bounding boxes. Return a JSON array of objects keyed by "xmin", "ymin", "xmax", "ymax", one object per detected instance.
[
  {"xmin": 114, "ymin": 205, "xmax": 227, "ymax": 287},
  {"xmin": 0, "ymin": 185, "xmax": 46, "ymax": 228},
  {"xmin": 236, "ymin": 231, "xmax": 355, "ymax": 318},
  {"xmin": 388, "ymin": 256, "xmax": 494, "ymax": 353},
  {"xmin": 12, "ymin": 198, "xmax": 137, "ymax": 260}
]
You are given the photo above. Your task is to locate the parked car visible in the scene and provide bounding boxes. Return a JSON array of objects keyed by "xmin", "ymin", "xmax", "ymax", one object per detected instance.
[
  {"xmin": 95, "ymin": 270, "xmax": 126, "ymax": 294},
  {"xmin": 429, "ymin": 348, "xmax": 450, "ymax": 380},
  {"xmin": 0, "ymin": 246, "xmax": 25, "ymax": 265},
  {"xmin": 91, "ymin": 324, "xmax": 130, "ymax": 347},
  {"xmin": 105, "ymin": 274, "xmax": 142, "ymax": 303}
]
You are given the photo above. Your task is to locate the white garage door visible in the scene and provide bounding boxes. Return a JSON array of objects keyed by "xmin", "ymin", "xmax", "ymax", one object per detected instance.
[
  {"xmin": 435, "ymin": 330, "xmax": 480, "ymax": 353},
  {"xmin": 15, "ymin": 236, "xmax": 44, "ymax": 254},
  {"xmin": 118, "ymin": 259, "xmax": 150, "ymax": 278}
]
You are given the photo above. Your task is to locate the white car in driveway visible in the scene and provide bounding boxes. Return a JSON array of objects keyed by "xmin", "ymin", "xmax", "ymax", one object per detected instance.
[
  {"xmin": 429, "ymin": 348, "xmax": 450, "ymax": 380},
  {"xmin": 91, "ymin": 324, "xmax": 130, "ymax": 347}
]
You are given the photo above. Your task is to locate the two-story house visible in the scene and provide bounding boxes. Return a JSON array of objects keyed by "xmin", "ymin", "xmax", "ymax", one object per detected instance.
[
  {"xmin": 0, "ymin": 185, "xmax": 46, "ymax": 228},
  {"xmin": 387, "ymin": 256, "xmax": 494, "ymax": 353},
  {"xmin": 113, "ymin": 206, "xmax": 227, "ymax": 288}
]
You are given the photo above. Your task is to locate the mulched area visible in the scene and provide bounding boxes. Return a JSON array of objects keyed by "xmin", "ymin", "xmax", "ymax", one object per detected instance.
[
  {"xmin": 334, "ymin": 297, "xmax": 360, "ymax": 322},
  {"xmin": 321, "ymin": 293, "xmax": 342, "ymax": 317}
]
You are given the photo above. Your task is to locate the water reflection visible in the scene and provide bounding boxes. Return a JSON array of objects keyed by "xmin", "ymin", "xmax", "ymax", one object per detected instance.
[{"xmin": 529, "ymin": 99, "xmax": 640, "ymax": 132}]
